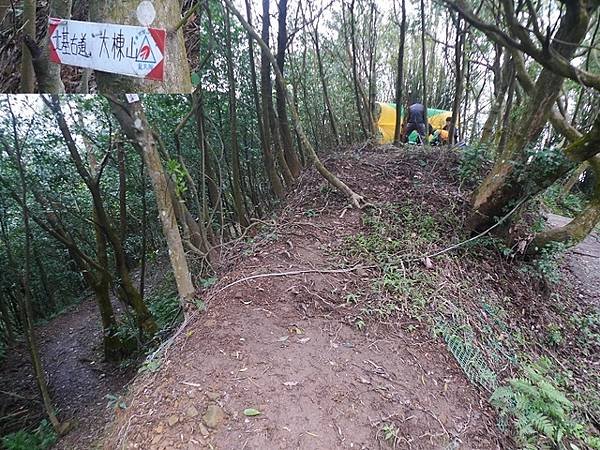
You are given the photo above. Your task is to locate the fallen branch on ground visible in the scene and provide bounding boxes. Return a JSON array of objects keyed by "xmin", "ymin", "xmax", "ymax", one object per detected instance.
[{"xmin": 209, "ymin": 264, "xmax": 373, "ymax": 299}]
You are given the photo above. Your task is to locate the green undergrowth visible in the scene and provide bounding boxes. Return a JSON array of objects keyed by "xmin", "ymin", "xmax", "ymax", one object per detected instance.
[
  {"xmin": 339, "ymin": 197, "xmax": 600, "ymax": 449},
  {"xmin": 125, "ymin": 272, "xmax": 212, "ymax": 375},
  {"xmin": 491, "ymin": 358, "xmax": 600, "ymax": 449},
  {"xmin": 542, "ymin": 182, "xmax": 587, "ymax": 218},
  {"xmin": 1, "ymin": 420, "xmax": 56, "ymax": 450},
  {"xmin": 115, "ymin": 273, "xmax": 182, "ymax": 371}
]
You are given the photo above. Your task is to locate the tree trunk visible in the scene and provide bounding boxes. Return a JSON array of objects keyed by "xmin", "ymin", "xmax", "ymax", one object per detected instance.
[
  {"xmin": 559, "ymin": 162, "xmax": 589, "ymax": 202},
  {"xmin": 471, "ymin": 115, "xmax": 600, "ymax": 232},
  {"xmin": 480, "ymin": 56, "xmax": 512, "ymax": 144},
  {"xmin": 347, "ymin": 0, "xmax": 368, "ymax": 139},
  {"xmin": 19, "ymin": 0, "xmax": 36, "ymax": 92},
  {"xmin": 86, "ymin": 136, "xmax": 127, "ymax": 360},
  {"xmin": 92, "ymin": 208, "xmax": 127, "ymax": 361},
  {"xmin": 367, "ymin": 1, "xmax": 378, "ymax": 136},
  {"xmin": 108, "ymin": 95, "xmax": 196, "ymax": 301},
  {"xmin": 393, "ymin": 0, "xmax": 407, "ymax": 145},
  {"xmin": 89, "ymin": 0, "xmax": 192, "ymax": 93},
  {"xmin": 275, "ymin": 0, "xmax": 302, "ymax": 178},
  {"xmin": 193, "ymin": 91, "xmax": 223, "ymax": 227},
  {"xmin": 33, "ymin": 246, "xmax": 56, "ymax": 312},
  {"xmin": 190, "ymin": 92, "xmax": 221, "ymax": 265},
  {"xmin": 224, "ymin": 0, "xmax": 365, "ymax": 208},
  {"xmin": 266, "ymin": 86, "xmax": 293, "ymax": 187},
  {"xmin": 311, "ymin": 24, "xmax": 340, "ymax": 146},
  {"xmin": 530, "ymin": 156, "xmax": 600, "ymax": 252},
  {"xmin": 10, "ymin": 115, "xmax": 64, "ymax": 433},
  {"xmin": 468, "ymin": 2, "xmax": 595, "ymax": 231},
  {"xmin": 495, "ymin": 73, "xmax": 516, "ymax": 157},
  {"xmin": 259, "ymin": 0, "xmax": 286, "ymax": 199},
  {"xmin": 244, "ymin": 0, "xmax": 268, "ymax": 178},
  {"xmin": 139, "ymin": 154, "xmax": 148, "ymax": 300},
  {"xmin": 448, "ymin": 16, "xmax": 464, "ymax": 145},
  {"xmin": 224, "ymin": 9, "xmax": 250, "ymax": 229},
  {"xmin": 46, "ymin": 96, "xmax": 157, "ymax": 335},
  {"xmin": 0, "ymin": 294, "xmax": 15, "ymax": 345},
  {"xmin": 117, "ymin": 140, "xmax": 128, "ymax": 245},
  {"xmin": 27, "ymin": 0, "xmax": 72, "ymax": 93},
  {"xmin": 420, "ymin": 0, "xmax": 427, "ymax": 138}
]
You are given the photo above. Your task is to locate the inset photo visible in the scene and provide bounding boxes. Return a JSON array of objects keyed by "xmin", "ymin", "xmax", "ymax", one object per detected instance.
[{"xmin": 1, "ymin": 0, "xmax": 202, "ymax": 93}]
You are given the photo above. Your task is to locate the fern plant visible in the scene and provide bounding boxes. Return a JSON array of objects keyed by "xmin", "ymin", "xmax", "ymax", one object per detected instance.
[{"xmin": 491, "ymin": 358, "xmax": 600, "ymax": 449}]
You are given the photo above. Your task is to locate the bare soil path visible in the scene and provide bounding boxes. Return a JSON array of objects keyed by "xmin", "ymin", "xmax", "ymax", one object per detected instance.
[
  {"xmin": 546, "ymin": 213, "xmax": 600, "ymax": 304},
  {"xmin": 3, "ymin": 148, "xmax": 598, "ymax": 450},
  {"xmin": 103, "ymin": 148, "xmax": 505, "ymax": 450},
  {"xmin": 0, "ymin": 296, "xmax": 133, "ymax": 449}
]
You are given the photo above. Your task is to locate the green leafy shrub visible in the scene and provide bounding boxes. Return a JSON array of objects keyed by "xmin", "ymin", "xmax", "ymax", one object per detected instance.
[
  {"xmin": 491, "ymin": 358, "xmax": 600, "ymax": 449},
  {"xmin": 546, "ymin": 324, "xmax": 563, "ymax": 347},
  {"xmin": 458, "ymin": 144, "xmax": 490, "ymax": 183},
  {"xmin": 531, "ymin": 242, "xmax": 567, "ymax": 285},
  {"xmin": 2, "ymin": 420, "xmax": 57, "ymax": 450},
  {"xmin": 166, "ymin": 159, "xmax": 189, "ymax": 197},
  {"xmin": 543, "ymin": 183, "xmax": 586, "ymax": 217}
]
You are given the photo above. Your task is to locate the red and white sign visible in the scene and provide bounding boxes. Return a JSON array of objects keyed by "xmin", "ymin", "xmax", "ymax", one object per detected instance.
[{"xmin": 48, "ymin": 18, "xmax": 165, "ymax": 80}]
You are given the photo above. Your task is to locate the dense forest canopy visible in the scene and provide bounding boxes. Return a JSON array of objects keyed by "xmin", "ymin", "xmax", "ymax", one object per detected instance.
[{"xmin": 0, "ymin": 0, "xmax": 599, "ymax": 448}]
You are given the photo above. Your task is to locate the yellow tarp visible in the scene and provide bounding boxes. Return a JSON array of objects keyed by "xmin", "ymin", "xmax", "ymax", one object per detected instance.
[{"xmin": 374, "ymin": 102, "xmax": 456, "ymax": 143}]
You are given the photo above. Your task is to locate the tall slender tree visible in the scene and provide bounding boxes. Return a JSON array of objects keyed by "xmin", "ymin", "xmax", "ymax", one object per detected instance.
[
  {"xmin": 108, "ymin": 95, "xmax": 196, "ymax": 302},
  {"xmin": 393, "ymin": 0, "xmax": 407, "ymax": 145}
]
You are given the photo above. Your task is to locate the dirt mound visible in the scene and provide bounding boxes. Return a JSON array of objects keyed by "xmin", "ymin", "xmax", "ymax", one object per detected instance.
[{"xmin": 102, "ymin": 146, "xmax": 505, "ymax": 449}]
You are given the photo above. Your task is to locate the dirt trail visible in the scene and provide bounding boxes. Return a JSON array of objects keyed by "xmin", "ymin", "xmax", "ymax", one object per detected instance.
[
  {"xmin": 3, "ymin": 148, "xmax": 598, "ymax": 449},
  {"xmin": 0, "ymin": 296, "xmax": 133, "ymax": 449},
  {"xmin": 546, "ymin": 212, "xmax": 600, "ymax": 304},
  {"xmin": 103, "ymin": 149, "xmax": 503, "ymax": 450}
]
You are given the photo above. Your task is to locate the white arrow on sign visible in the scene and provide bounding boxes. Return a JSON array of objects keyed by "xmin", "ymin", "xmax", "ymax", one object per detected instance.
[{"xmin": 48, "ymin": 18, "xmax": 166, "ymax": 81}]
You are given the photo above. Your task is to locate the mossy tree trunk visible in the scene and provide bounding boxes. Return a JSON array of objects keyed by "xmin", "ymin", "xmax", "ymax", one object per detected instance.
[
  {"xmin": 530, "ymin": 156, "xmax": 600, "ymax": 252},
  {"xmin": 467, "ymin": 1, "xmax": 596, "ymax": 232}
]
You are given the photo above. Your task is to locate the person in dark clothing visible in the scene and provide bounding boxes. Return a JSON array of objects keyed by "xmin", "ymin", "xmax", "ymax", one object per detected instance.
[
  {"xmin": 442, "ymin": 116, "xmax": 459, "ymax": 143},
  {"xmin": 404, "ymin": 102, "xmax": 427, "ymax": 143}
]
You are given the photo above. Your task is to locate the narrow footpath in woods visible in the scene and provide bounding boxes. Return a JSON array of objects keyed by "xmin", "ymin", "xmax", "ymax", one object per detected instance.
[
  {"xmin": 546, "ymin": 213, "xmax": 600, "ymax": 303},
  {"xmin": 99, "ymin": 147, "xmax": 599, "ymax": 449},
  {"xmin": 103, "ymin": 147, "xmax": 502, "ymax": 450},
  {"xmin": 2, "ymin": 146, "xmax": 599, "ymax": 449},
  {"xmin": 0, "ymin": 297, "xmax": 132, "ymax": 449}
]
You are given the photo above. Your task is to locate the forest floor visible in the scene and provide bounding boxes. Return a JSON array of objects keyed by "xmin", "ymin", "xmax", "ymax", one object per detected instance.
[
  {"xmin": 0, "ymin": 296, "xmax": 132, "ymax": 448},
  {"xmin": 2, "ymin": 145, "xmax": 598, "ymax": 449}
]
